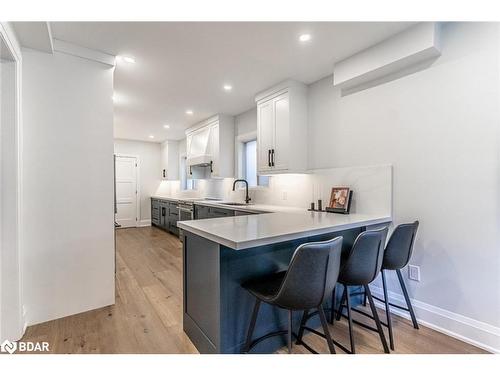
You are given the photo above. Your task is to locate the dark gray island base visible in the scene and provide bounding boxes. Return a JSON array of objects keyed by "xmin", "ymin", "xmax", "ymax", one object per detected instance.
[{"xmin": 182, "ymin": 227, "xmax": 367, "ymax": 354}]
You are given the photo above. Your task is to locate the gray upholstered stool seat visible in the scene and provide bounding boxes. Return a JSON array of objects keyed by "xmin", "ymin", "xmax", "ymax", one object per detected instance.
[
  {"xmin": 242, "ymin": 271, "xmax": 287, "ymax": 302},
  {"xmin": 242, "ymin": 237, "xmax": 343, "ymax": 354},
  {"xmin": 368, "ymin": 221, "xmax": 420, "ymax": 351},
  {"xmin": 332, "ymin": 227, "xmax": 390, "ymax": 354}
]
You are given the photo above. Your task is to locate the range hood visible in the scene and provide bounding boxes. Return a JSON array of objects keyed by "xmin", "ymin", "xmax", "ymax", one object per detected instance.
[
  {"xmin": 186, "ymin": 125, "xmax": 213, "ymax": 168},
  {"xmin": 185, "ymin": 114, "xmax": 235, "ymax": 178}
]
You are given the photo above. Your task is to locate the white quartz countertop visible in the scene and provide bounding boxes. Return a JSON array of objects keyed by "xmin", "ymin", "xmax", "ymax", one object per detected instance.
[{"xmin": 177, "ymin": 212, "xmax": 392, "ymax": 250}]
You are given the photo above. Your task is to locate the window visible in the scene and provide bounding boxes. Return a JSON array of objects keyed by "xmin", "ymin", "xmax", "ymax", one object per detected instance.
[
  {"xmin": 180, "ymin": 156, "xmax": 196, "ymax": 191},
  {"xmin": 242, "ymin": 139, "xmax": 269, "ymax": 188},
  {"xmin": 244, "ymin": 140, "xmax": 257, "ymax": 187}
]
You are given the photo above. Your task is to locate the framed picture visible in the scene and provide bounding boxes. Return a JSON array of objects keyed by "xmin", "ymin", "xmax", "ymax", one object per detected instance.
[{"xmin": 328, "ymin": 187, "xmax": 352, "ymax": 214}]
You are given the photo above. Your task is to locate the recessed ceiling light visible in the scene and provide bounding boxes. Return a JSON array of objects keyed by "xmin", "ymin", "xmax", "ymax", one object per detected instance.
[
  {"xmin": 186, "ymin": 110, "xmax": 194, "ymax": 115},
  {"xmin": 223, "ymin": 84, "xmax": 232, "ymax": 91},
  {"xmin": 148, "ymin": 135, "xmax": 155, "ymax": 139},
  {"xmin": 163, "ymin": 124, "xmax": 170, "ymax": 129},
  {"xmin": 299, "ymin": 34, "xmax": 311, "ymax": 42},
  {"xmin": 119, "ymin": 55, "xmax": 136, "ymax": 64}
]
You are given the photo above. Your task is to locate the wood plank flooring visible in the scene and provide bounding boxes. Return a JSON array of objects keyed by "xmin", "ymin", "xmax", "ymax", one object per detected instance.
[{"xmin": 22, "ymin": 226, "xmax": 487, "ymax": 354}]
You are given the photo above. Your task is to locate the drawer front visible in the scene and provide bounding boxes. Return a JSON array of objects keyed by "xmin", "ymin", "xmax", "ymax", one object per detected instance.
[
  {"xmin": 169, "ymin": 203, "xmax": 179, "ymax": 216},
  {"xmin": 233, "ymin": 210, "xmax": 256, "ymax": 216},
  {"xmin": 152, "ymin": 199, "xmax": 160, "ymax": 210},
  {"xmin": 208, "ymin": 207, "xmax": 234, "ymax": 218},
  {"xmin": 194, "ymin": 205, "xmax": 210, "ymax": 220}
]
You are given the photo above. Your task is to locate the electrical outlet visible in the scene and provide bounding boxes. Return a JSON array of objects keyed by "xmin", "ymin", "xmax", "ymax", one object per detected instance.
[
  {"xmin": 408, "ymin": 265, "xmax": 420, "ymax": 281},
  {"xmin": 282, "ymin": 191, "xmax": 288, "ymax": 200}
]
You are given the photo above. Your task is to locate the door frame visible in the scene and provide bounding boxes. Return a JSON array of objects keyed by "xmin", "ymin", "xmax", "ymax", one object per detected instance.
[
  {"xmin": 114, "ymin": 153, "xmax": 140, "ymax": 228},
  {"xmin": 0, "ymin": 22, "xmax": 24, "ymax": 341}
]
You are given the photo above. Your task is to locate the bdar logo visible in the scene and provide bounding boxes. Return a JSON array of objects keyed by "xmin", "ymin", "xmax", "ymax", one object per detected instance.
[{"xmin": 1, "ymin": 339, "xmax": 17, "ymax": 354}]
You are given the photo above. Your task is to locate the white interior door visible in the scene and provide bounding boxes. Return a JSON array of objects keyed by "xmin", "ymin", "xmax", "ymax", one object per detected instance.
[{"xmin": 115, "ymin": 155, "xmax": 138, "ymax": 228}]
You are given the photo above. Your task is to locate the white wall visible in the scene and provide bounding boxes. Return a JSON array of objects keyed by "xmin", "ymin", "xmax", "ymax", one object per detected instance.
[
  {"xmin": 235, "ymin": 107, "xmax": 257, "ymax": 136},
  {"xmin": 307, "ymin": 22, "xmax": 500, "ymax": 351},
  {"xmin": 22, "ymin": 49, "xmax": 115, "ymax": 325},
  {"xmin": 114, "ymin": 139, "xmax": 162, "ymax": 226}
]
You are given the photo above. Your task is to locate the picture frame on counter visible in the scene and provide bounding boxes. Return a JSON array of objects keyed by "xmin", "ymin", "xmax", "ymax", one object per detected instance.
[{"xmin": 327, "ymin": 187, "xmax": 352, "ymax": 214}]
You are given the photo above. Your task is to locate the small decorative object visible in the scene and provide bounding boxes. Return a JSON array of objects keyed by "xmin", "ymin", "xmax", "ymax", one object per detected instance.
[
  {"xmin": 327, "ymin": 187, "xmax": 352, "ymax": 214},
  {"xmin": 317, "ymin": 199, "xmax": 323, "ymax": 211},
  {"xmin": 309, "ymin": 202, "xmax": 315, "ymax": 211}
]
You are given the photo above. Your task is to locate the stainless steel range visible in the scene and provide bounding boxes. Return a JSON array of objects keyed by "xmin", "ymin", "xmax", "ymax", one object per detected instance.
[
  {"xmin": 177, "ymin": 200, "xmax": 196, "ymax": 241},
  {"xmin": 177, "ymin": 198, "xmax": 221, "ymax": 241}
]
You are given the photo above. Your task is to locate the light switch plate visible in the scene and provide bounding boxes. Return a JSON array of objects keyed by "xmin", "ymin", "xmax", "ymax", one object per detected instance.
[{"xmin": 408, "ymin": 265, "xmax": 421, "ymax": 281}]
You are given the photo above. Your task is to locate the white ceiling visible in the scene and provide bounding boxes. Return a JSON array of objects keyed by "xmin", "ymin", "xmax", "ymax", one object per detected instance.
[{"xmin": 49, "ymin": 22, "xmax": 415, "ymax": 142}]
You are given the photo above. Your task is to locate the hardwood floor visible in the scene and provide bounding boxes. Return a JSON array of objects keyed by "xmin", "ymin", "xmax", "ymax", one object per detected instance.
[{"xmin": 22, "ymin": 226, "xmax": 487, "ymax": 354}]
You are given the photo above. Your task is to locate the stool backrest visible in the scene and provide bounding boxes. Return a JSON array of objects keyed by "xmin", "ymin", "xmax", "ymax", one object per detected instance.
[
  {"xmin": 339, "ymin": 227, "xmax": 388, "ymax": 285},
  {"xmin": 272, "ymin": 236, "xmax": 343, "ymax": 310},
  {"xmin": 383, "ymin": 221, "xmax": 419, "ymax": 270}
]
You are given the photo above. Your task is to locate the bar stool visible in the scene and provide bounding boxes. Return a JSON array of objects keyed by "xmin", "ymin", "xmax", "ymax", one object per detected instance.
[
  {"xmin": 332, "ymin": 227, "xmax": 390, "ymax": 354},
  {"xmin": 242, "ymin": 237, "xmax": 343, "ymax": 354},
  {"xmin": 368, "ymin": 221, "xmax": 420, "ymax": 350}
]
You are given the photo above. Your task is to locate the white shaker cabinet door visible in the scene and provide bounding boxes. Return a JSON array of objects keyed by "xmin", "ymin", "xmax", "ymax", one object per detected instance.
[
  {"xmin": 272, "ymin": 92, "xmax": 290, "ymax": 171},
  {"xmin": 257, "ymin": 99, "xmax": 274, "ymax": 173},
  {"xmin": 209, "ymin": 122, "xmax": 220, "ymax": 176}
]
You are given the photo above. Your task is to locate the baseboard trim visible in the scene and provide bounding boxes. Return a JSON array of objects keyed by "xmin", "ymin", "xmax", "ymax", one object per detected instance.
[
  {"xmin": 138, "ymin": 219, "xmax": 151, "ymax": 227},
  {"xmin": 369, "ymin": 285, "xmax": 500, "ymax": 353}
]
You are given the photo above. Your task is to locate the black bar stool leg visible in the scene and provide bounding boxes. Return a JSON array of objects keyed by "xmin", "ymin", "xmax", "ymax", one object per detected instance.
[
  {"xmin": 365, "ymin": 286, "xmax": 390, "ymax": 353},
  {"xmin": 243, "ymin": 299, "xmax": 261, "ymax": 353},
  {"xmin": 329, "ymin": 286, "xmax": 336, "ymax": 324},
  {"xmin": 296, "ymin": 309, "xmax": 309, "ymax": 344},
  {"xmin": 397, "ymin": 269, "xmax": 419, "ymax": 329},
  {"xmin": 381, "ymin": 270, "xmax": 394, "ymax": 350},
  {"xmin": 318, "ymin": 305, "xmax": 336, "ymax": 354},
  {"xmin": 345, "ymin": 286, "xmax": 355, "ymax": 354},
  {"xmin": 287, "ymin": 310, "xmax": 293, "ymax": 354},
  {"xmin": 336, "ymin": 286, "xmax": 347, "ymax": 321}
]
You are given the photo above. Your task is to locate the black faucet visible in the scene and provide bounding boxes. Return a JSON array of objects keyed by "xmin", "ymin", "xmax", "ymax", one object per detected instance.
[{"xmin": 232, "ymin": 179, "xmax": 251, "ymax": 204}]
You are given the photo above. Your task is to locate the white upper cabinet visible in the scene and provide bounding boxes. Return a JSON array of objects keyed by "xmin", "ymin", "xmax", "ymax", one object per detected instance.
[
  {"xmin": 160, "ymin": 140, "xmax": 179, "ymax": 180},
  {"xmin": 255, "ymin": 80, "xmax": 308, "ymax": 174},
  {"xmin": 257, "ymin": 100, "xmax": 274, "ymax": 173},
  {"xmin": 185, "ymin": 114, "xmax": 234, "ymax": 178}
]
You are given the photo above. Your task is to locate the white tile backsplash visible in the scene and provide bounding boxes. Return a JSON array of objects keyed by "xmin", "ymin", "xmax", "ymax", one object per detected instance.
[{"xmin": 155, "ymin": 164, "xmax": 392, "ymax": 217}]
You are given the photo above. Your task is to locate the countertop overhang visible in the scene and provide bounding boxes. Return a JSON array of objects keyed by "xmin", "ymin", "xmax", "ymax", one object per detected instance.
[{"xmin": 178, "ymin": 212, "xmax": 392, "ymax": 250}]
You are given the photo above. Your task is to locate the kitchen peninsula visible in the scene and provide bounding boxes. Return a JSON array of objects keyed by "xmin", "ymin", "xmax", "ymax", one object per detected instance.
[{"xmin": 177, "ymin": 210, "xmax": 391, "ymax": 353}]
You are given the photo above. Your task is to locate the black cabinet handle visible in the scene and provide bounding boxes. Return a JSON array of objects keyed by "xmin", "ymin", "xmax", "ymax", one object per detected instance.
[
  {"xmin": 268, "ymin": 149, "xmax": 271, "ymax": 167},
  {"xmin": 162, "ymin": 169, "xmax": 166, "ymax": 178},
  {"xmin": 271, "ymin": 149, "xmax": 275, "ymax": 167}
]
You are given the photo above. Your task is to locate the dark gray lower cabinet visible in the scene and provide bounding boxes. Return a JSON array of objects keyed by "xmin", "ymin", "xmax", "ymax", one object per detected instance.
[
  {"xmin": 194, "ymin": 205, "xmax": 210, "ymax": 219},
  {"xmin": 168, "ymin": 202, "xmax": 179, "ymax": 236},
  {"xmin": 208, "ymin": 207, "xmax": 234, "ymax": 218},
  {"xmin": 151, "ymin": 199, "xmax": 160, "ymax": 226},
  {"xmin": 183, "ymin": 227, "xmax": 364, "ymax": 353},
  {"xmin": 234, "ymin": 210, "xmax": 254, "ymax": 216},
  {"xmin": 194, "ymin": 204, "xmax": 242, "ymax": 219},
  {"xmin": 152, "ymin": 198, "xmax": 179, "ymax": 235},
  {"xmin": 159, "ymin": 202, "xmax": 169, "ymax": 230}
]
